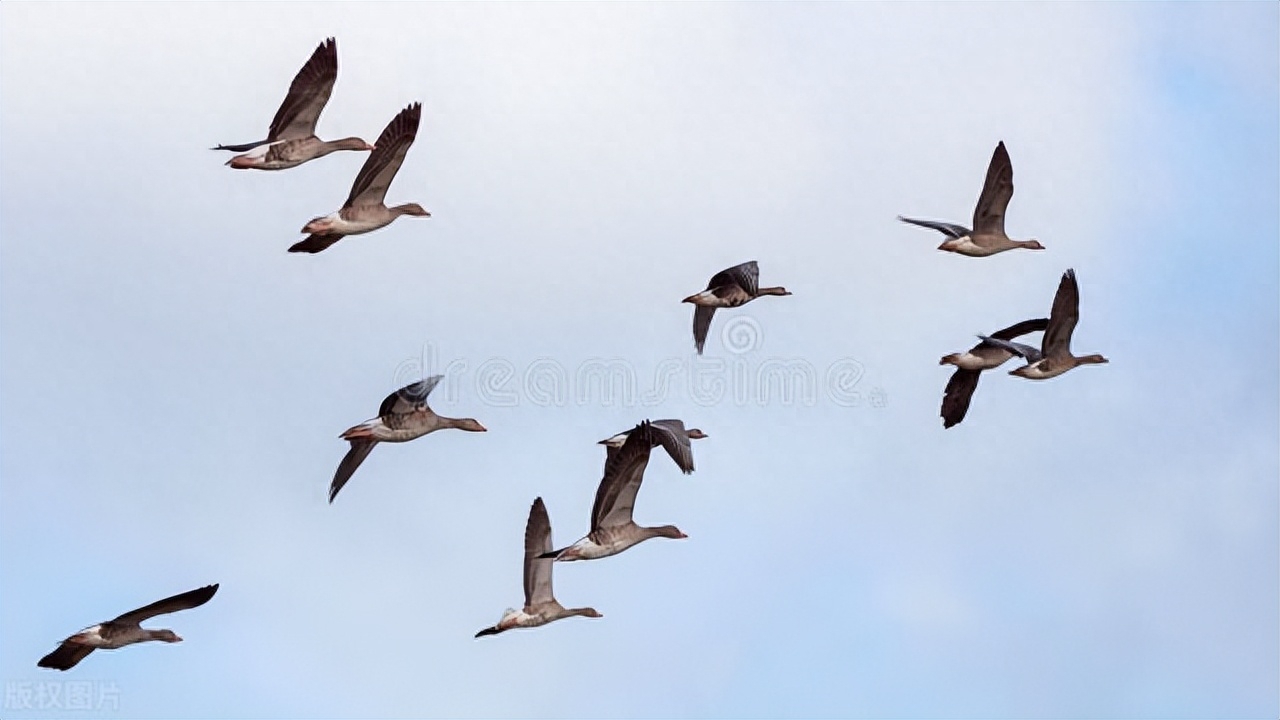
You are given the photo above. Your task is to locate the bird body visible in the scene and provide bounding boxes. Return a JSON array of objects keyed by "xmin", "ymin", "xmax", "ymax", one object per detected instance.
[
  {"xmin": 939, "ymin": 318, "xmax": 1048, "ymax": 428},
  {"xmin": 980, "ymin": 269, "xmax": 1108, "ymax": 381},
  {"xmin": 215, "ymin": 38, "xmax": 373, "ymax": 170},
  {"xmin": 683, "ymin": 261, "xmax": 791, "ymax": 354},
  {"xmin": 328, "ymin": 376, "xmax": 486, "ymax": 503},
  {"xmin": 38, "ymin": 585, "xmax": 219, "ymax": 671},
  {"xmin": 475, "ymin": 498, "xmax": 602, "ymax": 638},
  {"xmin": 898, "ymin": 142, "xmax": 1044, "ymax": 257},
  {"xmin": 546, "ymin": 421, "xmax": 687, "ymax": 563},
  {"xmin": 290, "ymin": 102, "xmax": 429, "ymax": 254},
  {"xmin": 598, "ymin": 419, "xmax": 705, "ymax": 474}
]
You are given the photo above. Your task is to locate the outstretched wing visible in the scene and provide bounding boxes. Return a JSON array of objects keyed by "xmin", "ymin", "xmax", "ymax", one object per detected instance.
[
  {"xmin": 897, "ymin": 216, "xmax": 971, "ymax": 239},
  {"xmin": 288, "ymin": 233, "xmax": 345, "ymax": 254},
  {"xmin": 267, "ymin": 38, "xmax": 338, "ymax": 142},
  {"xmin": 378, "ymin": 376, "xmax": 443, "ymax": 418},
  {"xmin": 941, "ymin": 369, "xmax": 980, "ymax": 429},
  {"xmin": 37, "ymin": 643, "xmax": 95, "ymax": 671},
  {"xmin": 329, "ymin": 439, "xmax": 377, "ymax": 503},
  {"xmin": 590, "ymin": 422, "xmax": 655, "ymax": 531},
  {"xmin": 989, "ymin": 317, "xmax": 1049, "ymax": 341},
  {"xmin": 523, "ymin": 497, "xmax": 555, "ymax": 608},
  {"xmin": 972, "ymin": 141, "xmax": 1014, "ymax": 236},
  {"xmin": 707, "ymin": 261, "xmax": 759, "ymax": 296},
  {"xmin": 692, "ymin": 306, "xmax": 716, "ymax": 355},
  {"xmin": 649, "ymin": 419, "xmax": 695, "ymax": 474},
  {"xmin": 345, "ymin": 103, "xmax": 421, "ymax": 208},
  {"xmin": 112, "ymin": 584, "xmax": 220, "ymax": 625},
  {"xmin": 1043, "ymin": 269, "xmax": 1080, "ymax": 358}
]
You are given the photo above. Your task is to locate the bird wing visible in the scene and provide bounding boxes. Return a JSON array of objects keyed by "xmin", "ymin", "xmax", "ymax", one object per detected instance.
[
  {"xmin": 707, "ymin": 261, "xmax": 759, "ymax": 296},
  {"xmin": 972, "ymin": 141, "xmax": 1014, "ymax": 236},
  {"xmin": 692, "ymin": 306, "xmax": 716, "ymax": 355},
  {"xmin": 329, "ymin": 439, "xmax": 377, "ymax": 503},
  {"xmin": 37, "ymin": 643, "xmax": 95, "ymax": 671},
  {"xmin": 378, "ymin": 376, "xmax": 443, "ymax": 418},
  {"xmin": 649, "ymin": 419, "xmax": 695, "ymax": 474},
  {"xmin": 989, "ymin": 317, "xmax": 1050, "ymax": 341},
  {"xmin": 523, "ymin": 497, "xmax": 556, "ymax": 608},
  {"xmin": 1042, "ymin": 269, "xmax": 1080, "ymax": 358},
  {"xmin": 111, "ymin": 584, "xmax": 220, "ymax": 625},
  {"xmin": 288, "ymin": 233, "xmax": 345, "ymax": 254},
  {"xmin": 267, "ymin": 38, "xmax": 338, "ymax": 142},
  {"xmin": 896, "ymin": 216, "xmax": 971, "ymax": 239},
  {"xmin": 345, "ymin": 103, "xmax": 421, "ymax": 208},
  {"xmin": 941, "ymin": 369, "xmax": 981, "ymax": 429},
  {"xmin": 590, "ymin": 422, "xmax": 655, "ymax": 531}
]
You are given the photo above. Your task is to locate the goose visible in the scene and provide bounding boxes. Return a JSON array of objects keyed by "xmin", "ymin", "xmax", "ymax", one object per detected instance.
[
  {"xmin": 898, "ymin": 141, "xmax": 1044, "ymax": 257},
  {"xmin": 980, "ymin": 269, "xmax": 1109, "ymax": 380},
  {"xmin": 289, "ymin": 102, "xmax": 430, "ymax": 254},
  {"xmin": 38, "ymin": 584, "xmax": 218, "ymax": 671},
  {"xmin": 683, "ymin": 261, "xmax": 791, "ymax": 354},
  {"xmin": 475, "ymin": 497, "xmax": 603, "ymax": 638},
  {"xmin": 940, "ymin": 317, "xmax": 1048, "ymax": 428},
  {"xmin": 598, "ymin": 419, "xmax": 706, "ymax": 474},
  {"xmin": 329, "ymin": 375, "xmax": 486, "ymax": 503},
  {"xmin": 541, "ymin": 421, "xmax": 687, "ymax": 562},
  {"xmin": 214, "ymin": 38, "xmax": 373, "ymax": 170}
]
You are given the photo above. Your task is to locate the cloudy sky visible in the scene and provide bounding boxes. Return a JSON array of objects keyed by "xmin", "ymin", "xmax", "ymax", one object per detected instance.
[{"xmin": 1, "ymin": 2, "xmax": 1276, "ymax": 718}]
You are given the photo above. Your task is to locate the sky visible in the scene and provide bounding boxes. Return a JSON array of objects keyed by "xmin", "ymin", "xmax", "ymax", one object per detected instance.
[{"xmin": 1, "ymin": 2, "xmax": 1276, "ymax": 718}]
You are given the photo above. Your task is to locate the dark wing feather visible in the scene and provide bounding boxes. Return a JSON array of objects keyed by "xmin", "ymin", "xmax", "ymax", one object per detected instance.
[
  {"xmin": 707, "ymin": 261, "xmax": 759, "ymax": 296},
  {"xmin": 590, "ymin": 422, "xmax": 655, "ymax": 531},
  {"xmin": 989, "ymin": 317, "xmax": 1050, "ymax": 341},
  {"xmin": 329, "ymin": 440, "xmax": 376, "ymax": 503},
  {"xmin": 112, "ymin": 584, "xmax": 219, "ymax": 625},
  {"xmin": 267, "ymin": 38, "xmax": 338, "ymax": 142},
  {"xmin": 941, "ymin": 369, "xmax": 980, "ymax": 429},
  {"xmin": 37, "ymin": 643, "xmax": 95, "ymax": 671},
  {"xmin": 897, "ymin": 216, "xmax": 971, "ymax": 239},
  {"xmin": 649, "ymin": 419, "xmax": 695, "ymax": 474},
  {"xmin": 523, "ymin": 497, "xmax": 555, "ymax": 608},
  {"xmin": 972, "ymin": 141, "xmax": 1014, "ymax": 236},
  {"xmin": 1042, "ymin": 269, "xmax": 1080, "ymax": 357},
  {"xmin": 692, "ymin": 306, "xmax": 716, "ymax": 355},
  {"xmin": 345, "ymin": 103, "xmax": 421, "ymax": 208},
  {"xmin": 212, "ymin": 139, "xmax": 270, "ymax": 152},
  {"xmin": 378, "ymin": 375, "xmax": 443, "ymax": 418},
  {"xmin": 288, "ymin": 233, "xmax": 345, "ymax": 254}
]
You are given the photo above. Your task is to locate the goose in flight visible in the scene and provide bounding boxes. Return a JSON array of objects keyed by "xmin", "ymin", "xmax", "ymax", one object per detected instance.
[
  {"xmin": 329, "ymin": 375, "xmax": 486, "ymax": 503},
  {"xmin": 38, "ymin": 584, "xmax": 219, "ymax": 671},
  {"xmin": 290, "ymin": 102, "xmax": 430, "ymax": 254},
  {"xmin": 542, "ymin": 421, "xmax": 687, "ymax": 562},
  {"xmin": 683, "ymin": 261, "xmax": 791, "ymax": 354},
  {"xmin": 214, "ymin": 38, "xmax": 373, "ymax": 170},
  {"xmin": 980, "ymin": 269, "xmax": 1108, "ymax": 380},
  {"xmin": 475, "ymin": 497, "xmax": 603, "ymax": 638},
  {"xmin": 940, "ymin": 318, "xmax": 1048, "ymax": 428},
  {"xmin": 898, "ymin": 141, "xmax": 1044, "ymax": 257},
  {"xmin": 598, "ymin": 419, "xmax": 706, "ymax": 474}
]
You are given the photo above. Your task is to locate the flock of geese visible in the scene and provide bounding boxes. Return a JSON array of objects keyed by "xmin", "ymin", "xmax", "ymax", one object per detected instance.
[{"xmin": 37, "ymin": 37, "xmax": 1108, "ymax": 669}]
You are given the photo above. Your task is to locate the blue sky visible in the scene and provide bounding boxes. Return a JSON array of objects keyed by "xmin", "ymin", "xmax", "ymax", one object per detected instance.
[{"xmin": 1, "ymin": 3, "xmax": 1276, "ymax": 718}]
